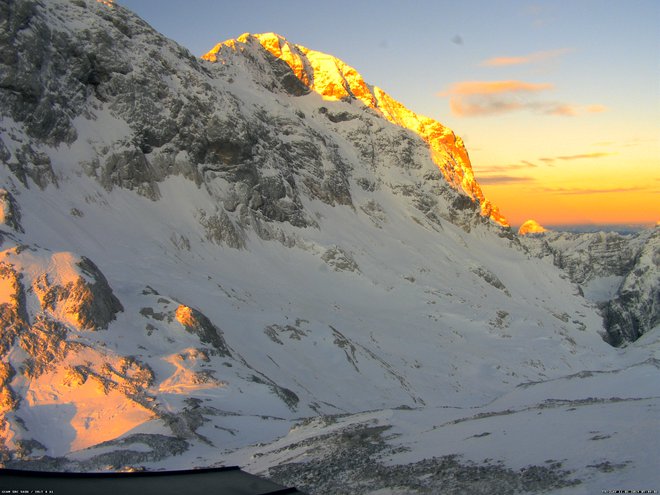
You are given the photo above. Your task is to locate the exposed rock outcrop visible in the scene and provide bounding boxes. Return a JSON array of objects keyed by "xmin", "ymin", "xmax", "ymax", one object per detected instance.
[
  {"xmin": 175, "ymin": 305, "xmax": 231, "ymax": 357},
  {"xmin": 600, "ymin": 231, "xmax": 659, "ymax": 345},
  {"xmin": 521, "ymin": 227, "xmax": 659, "ymax": 345},
  {"xmin": 322, "ymin": 246, "xmax": 359, "ymax": 272},
  {"xmin": 0, "ymin": 240, "xmax": 135, "ymax": 456},
  {"xmin": 33, "ymin": 257, "xmax": 123, "ymax": 331},
  {"xmin": 0, "ymin": 190, "xmax": 23, "ymax": 233}
]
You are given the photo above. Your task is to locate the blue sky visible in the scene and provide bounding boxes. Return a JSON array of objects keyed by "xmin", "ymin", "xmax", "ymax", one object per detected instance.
[{"xmin": 117, "ymin": 0, "xmax": 659, "ymax": 226}]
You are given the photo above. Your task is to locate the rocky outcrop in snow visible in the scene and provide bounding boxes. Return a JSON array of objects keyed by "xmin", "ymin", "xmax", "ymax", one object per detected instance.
[
  {"xmin": 0, "ymin": 190, "xmax": 23, "ymax": 233},
  {"xmin": 0, "ymin": 246, "xmax": 124, "ymax": 344},
  {"xmin": 0, "ymin": 241, "xmax": 139, "ymax": 458},
  {"xmin": 174, "ymin": 304, "xmax": 231, "ymax": 357},
  {"xmin": 33, "ymin": 256, "xmax": 123, "ymax": 331}
]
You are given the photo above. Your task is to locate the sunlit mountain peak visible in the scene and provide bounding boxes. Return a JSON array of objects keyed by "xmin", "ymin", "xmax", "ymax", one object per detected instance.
[
  {"xmin": 203, "ymin": 32, "xmax": 508, "ymax": 227},
  {"xmin": 518, "ymin": 219, "xmax": 549, "ymax": 235}
]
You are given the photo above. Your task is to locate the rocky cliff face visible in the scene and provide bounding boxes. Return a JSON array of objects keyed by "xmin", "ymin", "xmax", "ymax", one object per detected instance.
[
  {"xmin": 598, "ymin": 230, "xmax": 659, "ymax": 345},
  {"xmin": 204, "ymin": 32, "xmax": 508, "ymax": 227},
  {"xmin": 520, "ymin": 228, "xmax": 659, "ymax": 345}
]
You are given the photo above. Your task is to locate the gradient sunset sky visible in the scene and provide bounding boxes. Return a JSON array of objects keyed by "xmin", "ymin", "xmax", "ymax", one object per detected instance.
[{"xmin": 118, "ymin": 0, "xmax": 659, "ymax": 227}]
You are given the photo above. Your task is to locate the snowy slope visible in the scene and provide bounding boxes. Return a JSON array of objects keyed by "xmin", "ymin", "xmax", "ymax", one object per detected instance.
[{"xmin": 0, "ymin": 1, "xmax": 658, "ymax": 493}]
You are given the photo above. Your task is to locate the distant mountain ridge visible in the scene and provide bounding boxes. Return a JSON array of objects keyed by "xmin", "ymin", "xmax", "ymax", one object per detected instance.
[
  {"xmin": 540, "ymin": 223, "xmax": 656, "ymax": 234},
  {"xmin": 521, "ymin": 227, "xmax": 659, "ymax": 346}
]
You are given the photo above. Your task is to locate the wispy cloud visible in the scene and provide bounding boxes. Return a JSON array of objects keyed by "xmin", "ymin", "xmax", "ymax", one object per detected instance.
[
  {"xmin": 478, "ymin": 175, "xmax": 536, "ymax": 185},
  {"xmin": 478, "ymin": 162, "xmax": 537, "ymax": 174},
  {"xmin": 445, "ymin": 86, "xmax": 553, "ymax": 117},
  {"xmin": 480, "ymin": 48, "xmax": 572, "ymax": 67},
  {"xmin": 449, "ymin": 99, "xmax": 522, "ymax": 117},
  {"xmin": 524, "ymin": 3, "xmax": 557, "ymax": 27},
  {"xmin": 545, "ymin": 104, "xmax": 579, "ymax": 116},
  {"xmin": 542, "ymin": 103, "xmax": 608, "ymax": 116},
  {"xmin": 440, "ymin": 80, "xmax": 553, "ymax": 96},
  {"xmin": 557, "ymin": 152, "xmax": 617, "ymax": 161},
  {"xmin": 477, "ymin": 161, "xmax": 538, "ymax": 185},
  {"xmin": 439, "ymin": 80, "xmax": 606, "ymax": 118},
  {"xmin": 540, "ymin": 185, "xmax": 652, "ymax": 195},
  {"xmin": 538, "ymin": 152, "xmax": 617, "ymax": 164},
  {"xmin": 585, "ymin": 104, "xmax": 607, "ymax": 113}
]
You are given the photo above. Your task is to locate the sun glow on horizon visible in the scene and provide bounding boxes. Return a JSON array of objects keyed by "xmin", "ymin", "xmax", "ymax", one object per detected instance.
[
  {"xmin": 453, "ymin": 107, "xmax": 659, "ymax": 227},
  {"xmin": 474, "ymin": 150, "xmax": 659, "ymax": 227},
  {"xmin": 478, "ymin": 179, "xmax": 659, "ymax": 227}
]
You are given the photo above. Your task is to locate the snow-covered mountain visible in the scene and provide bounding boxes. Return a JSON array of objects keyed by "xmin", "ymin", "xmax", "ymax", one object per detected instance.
[
  {"xmin": 518, "ymin": 219, "xmax": 548, "ymax": 235},
  {"xmin": 0, "ymin": 1, "xmax": 658, "ymax": 493},
  {"xmin": 520, "ymin": 227, "xmax": 659, "ymax": 346}
]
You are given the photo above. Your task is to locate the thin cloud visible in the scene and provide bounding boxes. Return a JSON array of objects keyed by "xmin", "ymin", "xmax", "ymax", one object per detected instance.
[
  {"xmin": 544, "ymin": 104, "xmax": 579, "ymax": 116},
  {"xmin": 524, "ymin": 3, "xmax": 556, "ymax": 27},
  {"xmin": 536, "ymin": 102, "xmax": 607, "ymax": 117},
  {"xmin": 480, "ymin": 48, "xmax": 572, "ymax": 67},
  {"xmin": 450, "ymin": 98, "xmax": 523, "ymax": 117},
  {"xmin": 539, "ymin": 152, "xmax": 616, "ymax": 162},
  {"xmin": 445, "ymin": 82, "xmax": 553, "ymax": 116},
  {"xmin": 556, "ymin": 152, "xmax": 617, "ymax": 161},
  {"xmin": 540, "ymin": 185, "xmax": 650, "ymax": 195},
  {"xmin": 478, "ymin": 175, "xmax": 536, "ymax": 185},
  {"xmin": 478, "ymin": 162, "xmax": 537, "ymax": 173},
  {"xmin": 593, "ymin": 141, "xmax": 615, "ymax": 147},
  {"xmin": 449, "ymin": 99, "xmax": 593, "ymax": 118},
  {"xmin": 594, "ymin": 137, "xmax": 648, "ymax": 148},
  {"xmin": 440, "ymin": 80, "xmax": 553, "ymax": 96},
  {"xmin": 586, "ymin": 104, "xmax": 607, "ymax": 113},
  {"xmin": 439, "ymin": 80, "xmax": 605, "ymax": 118}
]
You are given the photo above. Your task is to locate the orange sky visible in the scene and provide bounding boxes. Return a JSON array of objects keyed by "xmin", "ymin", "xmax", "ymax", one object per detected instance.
[
  {"xmin": 463, "ymin": 124, "xmax": 659, "ymax": 227},
  {"xmin": 441, "ymin": 92, "xmax": 659, "ymax": 227},
  {"xmin": 478, "ymin": 180, "xmax": 659, "ymax": 227}
]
